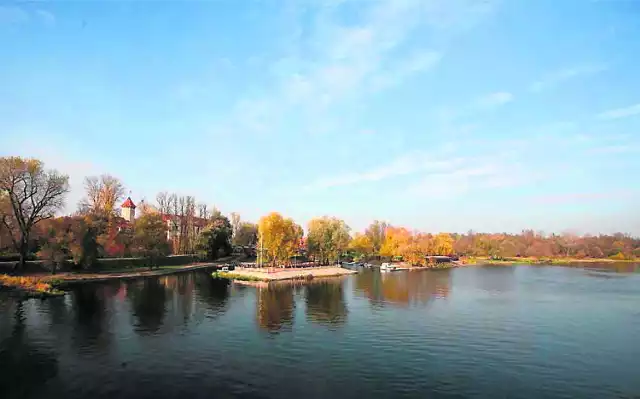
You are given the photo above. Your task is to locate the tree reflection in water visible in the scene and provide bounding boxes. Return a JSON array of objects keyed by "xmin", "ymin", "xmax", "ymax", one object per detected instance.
[
  {"xmin": 256, "ymin": 284, "xmax": 295, "ymax": 333},
  {"xmin": 355, "ymin": 269, "xmax": 452, "ymax": 308},
  {"xmin": 127, "ymin": 278, "xmax": 168, "ymax": 334},
  {"xmin": 0, "ymin": 302, "xmax": 58, "ymax": 399},
  {"xmin": 305, "ymin": 280, "xmax": 348, "ymax": 328},
  {"xmin": 193, "ymin": 272, "xmax": 231, "ymax": 316},
  {"xmin": 69, "ymin": 283, "xmax": 116, "ymax": 352}
]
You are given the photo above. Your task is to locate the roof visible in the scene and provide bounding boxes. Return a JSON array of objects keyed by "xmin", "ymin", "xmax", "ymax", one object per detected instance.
[
  {"xmin": 162, "ymin": 214, "xmax": 209, "ymax": 227},
  {"xmin": 121, "ymin": 197, "xmax": 136, "ymax": 209}
]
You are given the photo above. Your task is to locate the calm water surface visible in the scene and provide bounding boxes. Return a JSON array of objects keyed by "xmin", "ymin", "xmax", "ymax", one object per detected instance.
[{"xmin": 1, "ymin": 264, "xmax": 639, "ymax": 399}]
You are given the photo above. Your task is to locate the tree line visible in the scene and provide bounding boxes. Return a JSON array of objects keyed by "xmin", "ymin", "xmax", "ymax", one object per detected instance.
[{"xmin": 1, "ymin": 156, "xmax": 639, "ymax": 273}]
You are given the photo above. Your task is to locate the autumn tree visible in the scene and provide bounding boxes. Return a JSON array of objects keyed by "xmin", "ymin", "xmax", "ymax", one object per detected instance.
[
  {"xmin": 307, "ymin": 217, "xmax": 351, "ymax": 265},
  {"xmin": 432, "ymin": 233, "xmax": 454, "ymax": 255},
  {"xmin": 348, "ymin": 233, "xmax": 374, "ymax": 260},
  {"xmin": 365, "ymin": 220, "xmax": 388, "ymax": 255},
  {"xmin": 257, "ymin": 212, "xmax": 303, "ymax": 267},
  {"xmin": 379, "ymin": 226, "xmax": 411, "ymax": 259},
  {"xmin": 131, "ymin": 213, "xmax": 170, "ymax": 269},
  {"xmin": 78, "ymin": 174, "xmax": 125, "ymax": 216},
  {"xmin": 138, "ymin": 199, "xmax": 158, "ymax": 216},
  {"xmin": 0, "ymin": 157, "xmax": 69, "ymax": 269},
  {"xmin": 37, "ymin": 218, "xmax": 70, "ymax": 274}
]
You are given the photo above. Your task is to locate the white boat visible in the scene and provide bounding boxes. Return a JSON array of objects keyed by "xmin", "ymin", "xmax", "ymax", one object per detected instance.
[
  {"xmin": 221, "ymin": 266, "xmax": 229, "ymax": 272},
  {"xmin": 380, "ymin": 263, "xmax": 397, "ymax": 272}
]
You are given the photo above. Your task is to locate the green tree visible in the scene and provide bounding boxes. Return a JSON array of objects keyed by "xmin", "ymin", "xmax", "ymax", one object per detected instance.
[
  {"xmin": 235, "ymin": 222, "xmax": 258, "ymax": 247},
  {"xmin": 0, "ymin": 157, "xmax": 69, "ymax": 270},
  {"xmin": 307, "ymin": 217, "xmax": 351, "ymax": 265},
  {"xmin": 196, "ymin": 215, "xmax": 232, "ymax": 260},
  {"xmin": 131, "ymin": 213, "xmax": 170, "ymax": 269}
]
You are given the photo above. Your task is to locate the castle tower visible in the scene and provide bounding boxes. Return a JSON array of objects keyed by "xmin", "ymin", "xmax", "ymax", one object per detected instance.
[{"xmin": 121, "ymin": 197, "xmax": 136, "ymax": 223}]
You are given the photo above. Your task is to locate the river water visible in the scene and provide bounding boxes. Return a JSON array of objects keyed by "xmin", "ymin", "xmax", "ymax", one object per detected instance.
[{"xmin": 1, "ymin": 264, "xmax": 639, "ymax": 399}]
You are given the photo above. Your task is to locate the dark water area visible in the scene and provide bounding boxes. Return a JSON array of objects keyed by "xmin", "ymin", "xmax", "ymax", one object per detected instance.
[{"xmin": 1, "ymin": 264, "xmax": 639, "ymax": 399}]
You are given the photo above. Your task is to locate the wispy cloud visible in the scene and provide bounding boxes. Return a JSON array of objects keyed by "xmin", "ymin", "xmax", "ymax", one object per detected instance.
[
  {"xmin": 304, "ymin": 152, "xmax": 466, "ymax": 190},
  {"xmin": 217, "ymin": 0, "xmax": 498, "ymax": 136},
  {"xmin": 596, "ymin": 103, "xmax": 640, "ymax": 120},
  {"xmin": 476, "ymin": 91, "xmax": 513, "ymax": 108},
  {"xmin": 404, "ymin": 160, "xmax": 530, "ymax": 199},
  {"xmin": 530, "ymin": 64, "xmax": 607, "ymax": 92}
]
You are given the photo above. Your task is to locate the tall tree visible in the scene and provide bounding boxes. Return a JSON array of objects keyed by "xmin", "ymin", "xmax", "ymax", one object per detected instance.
[
  {"xmin": 348, "ymin": 233, "xmax": 374, "ymax": 259},
  {"xmin": 235, "ymin": 222, "xmax": 258, "ymax": 247},
  {"xmin": 78, "ymin": 174, "xmax": 125, "ymax": 216},
  {"xmin": 131, "ymin": 213, "xmax": 170, "ymax": 269},
  {"xmin": 197, "ymin": 203, "xmax": 209, "ymax": 220},
  {"xmin": 196, "ymin": 215, "xmax": 232, "ymax": 260},
  {"xmin": 258, "ymin": 212, "xmax": 302, "ymax": 267},
  {"xmin": 0, "ymin": 157, "xmax": 69, "ymax": 269},
  {"xmin": 307, "ymin": 217, "xmax": 351, "ymax": 265},
  {"xmin": 156, "ymin": 191, "xmax": 170, "ymax": 215},
  {"xmin": 365, "ymin": 220, "xmax": 388, "ymax": 254},
  {"xmin": 230, "ymin": 212, "xmax": 241, "ymax": 242},
  {"xmin": 379, "ymin": 226, "xmax": 410, "ymax": 259}
]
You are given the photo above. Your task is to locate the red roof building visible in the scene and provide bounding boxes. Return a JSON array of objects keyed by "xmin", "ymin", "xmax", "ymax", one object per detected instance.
[{"xmin": 121, "ymin": 197, "xmax": 136, "ymax": 208}]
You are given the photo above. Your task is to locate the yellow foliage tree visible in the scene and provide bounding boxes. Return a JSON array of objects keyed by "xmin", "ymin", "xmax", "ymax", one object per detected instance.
[
  {"xmin": 349, "ymin": 233, "xmax": 374, "ymax": 259},
  {"xmin": 379, "ymin": 227, "xmax": 411, "ymax": 259},
  {"xmin": 433, "ymin": 233, "xmax": 454, "ymax": 255},
  {"xmin": 258, "ymin": 212, "xmax": 303, "ymax": 267},
  {"xmin": 402, "ymin": 233, "xmax": 432, "ymax": 265},
  {"xmin": 307, "ymin": 217, "xmax": 350, "ymax": 265}
]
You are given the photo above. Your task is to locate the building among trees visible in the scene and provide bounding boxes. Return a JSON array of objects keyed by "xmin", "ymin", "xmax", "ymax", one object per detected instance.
[{"xmin": 120, "ymin": 197, "xmax": 136, "ymax": 222}]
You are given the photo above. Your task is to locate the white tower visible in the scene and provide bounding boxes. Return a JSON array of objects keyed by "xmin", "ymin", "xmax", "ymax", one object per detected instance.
[{"xmin": 121, "ymin": 197, "xmax": 136, "ymax": 222}]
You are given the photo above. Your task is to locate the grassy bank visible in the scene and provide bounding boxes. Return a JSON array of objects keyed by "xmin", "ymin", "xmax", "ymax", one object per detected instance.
[
  {"xmin": 0, "ymin": 275, "xmax": 65, "ymax": 298},
  {"xmin": 212, "ymin": 271, "xmax": 268, "ymax": 282}
]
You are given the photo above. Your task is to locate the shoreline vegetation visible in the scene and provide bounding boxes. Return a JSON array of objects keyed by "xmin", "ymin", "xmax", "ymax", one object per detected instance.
[{"xmin": 0, "ymin": 256, "xmax": 238, "ymax": 298}]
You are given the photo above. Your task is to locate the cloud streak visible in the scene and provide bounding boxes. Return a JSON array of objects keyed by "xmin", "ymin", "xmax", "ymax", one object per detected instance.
[
  {"xmin": 596, "ymin": 103, "xmax": 640, "ymax": 120},
  {"xmin": 304, "ymin": 152, "xmax": 466, "ymax": 190},
  {"xmin": 219, "ymin": 0, "xmax": 499, "ymax": 137},
  {"xmin": 530, "ymin": 64, "xmax": 606, "ymax": 92},
  {"xmin": 476, "ymin": 91, "xmax": 513, "ymax": 108}
]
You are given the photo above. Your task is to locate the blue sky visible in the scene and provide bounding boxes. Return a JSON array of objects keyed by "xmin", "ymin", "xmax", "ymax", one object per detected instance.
[{"xmin": 1, "ymin": 0, "xmax": 639, "ymax": 235}]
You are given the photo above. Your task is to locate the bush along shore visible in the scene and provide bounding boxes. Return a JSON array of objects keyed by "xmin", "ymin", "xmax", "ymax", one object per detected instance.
[{"xmin": 0, "ymin": 275, "xmax": 65, "ymax": 299}]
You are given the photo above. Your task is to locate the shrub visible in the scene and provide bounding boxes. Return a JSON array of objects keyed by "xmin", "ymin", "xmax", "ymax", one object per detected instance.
[{"xmin": 609, "ymin": 252, "xmax": 626, "ymax": 261}]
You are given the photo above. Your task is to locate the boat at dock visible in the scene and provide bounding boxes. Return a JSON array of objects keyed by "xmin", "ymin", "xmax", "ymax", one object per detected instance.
[
  {"xmin": 380, "ymin": 263, "xmax": 397, "ymax": 272},
  {"xmin": 380, "ymin": 263, "xmax": 410, "ymax": 272}
]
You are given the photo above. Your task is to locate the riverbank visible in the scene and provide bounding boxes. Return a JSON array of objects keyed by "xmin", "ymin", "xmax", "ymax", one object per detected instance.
[
  {"xmin": 0, "ymin": 256, "xmax": 239, "ymax": 297},
  {"xmin": 213, "ymin": 266, "xmax": 357, "ymax": 285}
]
